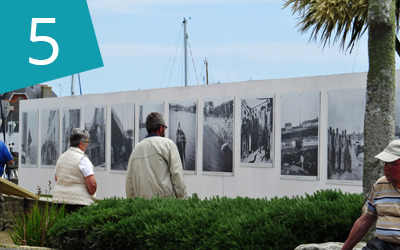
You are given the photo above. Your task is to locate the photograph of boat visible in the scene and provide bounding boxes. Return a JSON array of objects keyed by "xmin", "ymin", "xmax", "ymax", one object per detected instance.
[
  {"xmin": 84, "ymin": 105, "xmax": 106, "ymax": 169},
  {"xmin": 40, "ymin": 108, "xmax": 60, "ymax": 166},
  {"xmin": 328, "ymin": 89, "xmax": 365, "ymax": 181},
  {"xmin": 111, "ymin": 103, "xmax": 134, "ymax": 171},
  {"xmin": 61, "ymin": 108, "xmax": 80, "ymax": 153},
  {"xmin": 138, "ymin": 102, "xmax": 164, "ymax": 141},
  {"xmin": 240, "ymin": 96, "xmax": 273, "ymax": 167},
  {"xmin": 203, "ymin": 97, "xmax": 233, "ymax": 173},
  {"xmin": 21, "ymin": 110, "xmax": 39, "ymax": 166},
  {"xmin": 169, "ymin": 100, "xmax": 196, "ymax": 171},
  {"xmin": 281, "ymin": 92, "xmax": 319, "ymax": 177}
]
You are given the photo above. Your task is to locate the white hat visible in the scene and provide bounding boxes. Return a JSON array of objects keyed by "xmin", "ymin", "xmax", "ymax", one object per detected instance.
[{"xmin": 375, "ymin": 140, "xmax": 400, "ymax": 162}]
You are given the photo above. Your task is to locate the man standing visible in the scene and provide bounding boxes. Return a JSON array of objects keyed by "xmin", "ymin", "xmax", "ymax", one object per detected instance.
[
  {"xmin": 0, "ymin": 140, "xmax": 13, "ymax": 178},
  {"xmin": 342, "ymin": 140, "xmax": 400, "ymax": 249},
  {"xmin": 126, "ymin": 112, "xmax": 187, "ymax": 199},
  {"xmin": 53, "ymin": 128, "xmax": 97, "ymax": 210}
]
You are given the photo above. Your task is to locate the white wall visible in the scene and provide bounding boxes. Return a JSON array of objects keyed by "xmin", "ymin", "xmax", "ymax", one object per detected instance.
[{"xmin": 19, "ymin": 71, "xmax": 395, "ymax": 200}]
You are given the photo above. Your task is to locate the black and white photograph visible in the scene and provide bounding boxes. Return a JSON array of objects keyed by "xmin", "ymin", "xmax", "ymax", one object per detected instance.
[
  {"xmin": 138, "ymin": 102, "xmax": 164, "ymax": 141},
  {"xmin": 111, "ymin": 103, "xmax": 134, "ymax": 171},
  {"xmin": 281, "ymin": 92, "xmax": 319, "ymax": 177},
  {"xmin": 62, "ymin": 107, "xmax": 80, "ymax": 153},
  {"xmin": 395, "ymin": 91, "xmax": 400, "ymax": 139},
  {"xmin": 169, "ymin": 100, "xmax": 197, "ymax": 172},
  {"xmin": 21, "ymin": 110, "xmax": 39, "ymax": 166},
  {"xmin": 240, "ymin": 96, "xmax": 273, "ymax": 167},
  {"xmin": 203, "ymin": 97, "xmax": 234, "ymax": 173},
  {"xmin": 328, "ymin": 89, "xmax": 365, "ymax": 181},
  {"xmin": 40, "ymin": 109, "xmax": 60, "ymax": 166},
  {"xmin": 84, "ymin": 105, "xmax": 106, "ymax": 169}
]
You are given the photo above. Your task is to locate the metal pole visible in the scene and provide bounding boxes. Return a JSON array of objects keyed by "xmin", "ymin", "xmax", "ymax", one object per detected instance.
[
  {"xmin": 71, "ymin": 74, "xmax": 75, "ymax": 96},
  {"xmin": 183, "ymin": 18, "xmax": 188, "ymax": 87}
]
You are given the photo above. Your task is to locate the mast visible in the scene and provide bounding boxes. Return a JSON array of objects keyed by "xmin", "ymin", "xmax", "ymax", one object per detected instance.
[
  {"xmin": 71, "ymin": 74, "xmax": 75, "ymax": 96},
  {"xmin": 205, "ymin": 59, "xmax": 209, "ymax": 85},
  {"xmin": 183, "ymin": 18, "xmax": 189, "ymax": 87}
]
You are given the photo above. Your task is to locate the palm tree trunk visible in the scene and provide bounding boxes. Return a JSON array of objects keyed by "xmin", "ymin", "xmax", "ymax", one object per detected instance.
[{"xmin": 364, "ymin": 0, "xmax": 396, "ymax": 199}]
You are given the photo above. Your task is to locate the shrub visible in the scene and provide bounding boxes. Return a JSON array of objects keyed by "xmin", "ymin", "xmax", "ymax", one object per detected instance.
[
  {"xmin": 47, "ymin": 190, "xmax": 363, "ymax": 250},
  {"xmin": 10, "ymin": 201, "xmax": 66, "ymax": 247}
]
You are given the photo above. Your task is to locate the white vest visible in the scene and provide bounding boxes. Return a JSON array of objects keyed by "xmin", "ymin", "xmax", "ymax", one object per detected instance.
[{"xmin": 53, "ymin": 147, "xmax": 95, "ymax": 205}]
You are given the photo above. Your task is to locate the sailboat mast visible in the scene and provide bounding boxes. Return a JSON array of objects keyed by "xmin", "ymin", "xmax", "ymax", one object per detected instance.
[
  {"xmin": 183, "ymin": 18, "xmax": 188, "ymax": 87},
  {"xmin": 71, "ymin": 74, "xmax": 75, "ymax": 96}
]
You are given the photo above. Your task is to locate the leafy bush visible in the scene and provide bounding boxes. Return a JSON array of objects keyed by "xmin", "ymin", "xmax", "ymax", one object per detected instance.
[
  {"xmin": 47, "ymin": 190, "xmax": 363, "ymax": 250},
  {"xmin": 10, "ymin": 201, "xmax": 66, "ymax": 247}
]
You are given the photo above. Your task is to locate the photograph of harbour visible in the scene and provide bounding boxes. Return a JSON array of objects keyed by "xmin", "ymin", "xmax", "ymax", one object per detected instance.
[
  {"xmin": 281, "ymin": 92, "xmax": 319, "ymax": 177},
  {"xmin": 328, "ymin": 89, "xmax": 365, "ymax": 181},
  {"xmin": 240, "ymin": 96, "xmax": 273, "ymax": 167},
  {"xmin": 203, "ymin": 97, "xmax": 233, "ymax": 173},
  {"xmin": 84, "ymin": 105, "xmax": 106, "ymax": 169},
  {"xmin": 62, "ymin": 108, "xmax": 80, "ymax": 153},
  {"xmin": 111, "ymin": 103, "xmax": 134, "ymax": 171},
  {"xmin": 40, "ymin": 108, "xmax": 60, "ymax": 166},
  {"xmin": 169, "ymin": 100, "xmax": 197, "ymax": 172},
  {"xmin": 21, "ymin": 110, "xmax": 39, "ymax": 166},
  {"xmin": 138, "ymin": 102, "xmax": 164, "ymax": 141}
]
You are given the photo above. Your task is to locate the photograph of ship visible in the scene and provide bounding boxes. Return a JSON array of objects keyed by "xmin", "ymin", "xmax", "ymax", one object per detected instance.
[
  {"xmin": 240, "ymin": 96, "xmax": 273, "ymax": 166},
  {"xmin": 40, "ymin": 109, "xmax": 60, "ymax": 166},
  {"xmin": 281, "ymin": 92, "xmax": 319, "ymax": 177},
  {"xmin": 111, "ymin": 103, "xmax": 134, "ymax": 171},
  {"xmin": 138, "ymin": 102, "xmax": 164, "ymax": 141},
  {"xmin": 203, "ymin": 97, "xmax": 233, "ymax": 173},
  {"xmin": 84, "ymin": 105, "xmax": 106, "ymax": 169},
  {"xmin": 169, "ymin": 100, "xmax": 197, "ymax": 172},
  {"xmin": 328, "ymin": 89, "xmax": 365, "ymax": 181},
  {"xmin": 62, "ymin": 108, "xmax": 80, "ymax": 153},
  {"xmin": 21, "ymin": 110, "xmax": 39, "ymax": 166}
]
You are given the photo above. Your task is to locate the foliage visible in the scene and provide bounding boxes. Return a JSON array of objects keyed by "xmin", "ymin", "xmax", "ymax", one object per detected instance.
[
  {"xmin": 10, "ymin": 201, "xmax": 65, "ymax": 247},
  {"xmin": 48, "ymin": 190, "xmax": 363, "ymax": 250}
]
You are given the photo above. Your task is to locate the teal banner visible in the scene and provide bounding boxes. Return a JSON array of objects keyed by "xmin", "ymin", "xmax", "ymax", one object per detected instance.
[{"xmin": 0, "ymin": 0, "xmax": 103, "ymax": 94}]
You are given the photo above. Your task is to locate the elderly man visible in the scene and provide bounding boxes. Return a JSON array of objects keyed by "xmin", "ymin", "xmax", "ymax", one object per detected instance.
[
  {"xmin": 53, "ymin": 128, "xmax": 97, "ymax": 210},
  {"xmin": 126, "ymin": 112, "xmax": 187, "ymax": 199},
  {"xmin": 342, "ymin": 140, "xmax": 400, "ymax": 250}
]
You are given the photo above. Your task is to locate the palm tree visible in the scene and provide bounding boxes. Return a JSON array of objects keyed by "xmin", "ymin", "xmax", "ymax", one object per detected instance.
[{"xmin": 284, "ymin": 0, "xmax": 397, "ymax": 200}]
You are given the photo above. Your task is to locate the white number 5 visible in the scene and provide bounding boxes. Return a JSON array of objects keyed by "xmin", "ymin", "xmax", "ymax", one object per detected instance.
[{"xmin": 29, "ymin": 18, "xmax": 59, "ymax": 66}]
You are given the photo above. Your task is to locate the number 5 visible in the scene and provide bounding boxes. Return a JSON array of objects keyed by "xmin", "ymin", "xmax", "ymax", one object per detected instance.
[{"xmin": 29, "ymin": 18, "xmax": 59, "ymax": 66}]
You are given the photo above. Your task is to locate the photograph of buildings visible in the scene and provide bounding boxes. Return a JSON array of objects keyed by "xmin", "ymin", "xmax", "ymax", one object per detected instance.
[
  {"xmin": 281, "ymin": 92, "xmax": 319, "ymax": 177},
  {"xmin": 21, "ymin": 110, "xmax": 39, "ymax": 166},
  {"xmin": 62, "ymin": 108, "xmax": 80, "ymax": 153},
  {"xmin": 84, "ymin": 105, "xmax": 106, "ymax": 169},
  {"xmin": 327, "ymin": 89, "xmax": 365, "ymax": 181},
  {"xmin": 138, "ymin": 102, "xmax": 164, "ymax": 141},
  {"xmin": 240, "ymin": 96, "xmax": 273, "ymax": 167},
  {"xmin": 203, "ymin": 97, "xmax": 234, "ymax": 173},
  {"xmin": 169, "ymin": 100, "xmax": 197, "ymax": 171},
  {"xmin": 111, "ymin": 103, "xmax": 134, "ymax": 171},
  {"xmin": 40, "ymin": 108, "xmax": 60, "ymax": 166}
]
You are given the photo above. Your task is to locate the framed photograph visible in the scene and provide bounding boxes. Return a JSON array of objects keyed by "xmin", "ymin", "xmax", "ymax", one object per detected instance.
[
  {"xmin": 84, "ymin": 105, "xmax": 106, "ymax": 169},
  {"xmin": 20, "ymin": 110, "xmax": 39, "ymax": 166},
  {"xmin": 281, "ymin": 92, "xmax": 319, "ymax": 178},
  {"xmin": 61, "ymin": 107, "xmax": 81, "ymax": 153},
  {"xmin": 396, "ymin": 90, "xmax": 400, "ymax": 139},
  {"xmin": 111, "ymin": 103, "xmax": 134, "ymax": 171},
  {"xmin": 328, "ymin": 89, "xmax": 365, "ymax": 181},
  {"xmin": 203, "ymin": 97, "xmax": 234, "ymax": 174},
  {"xmin": 169, "ymin": 99, "xmax": 197, "ymax": 172},
  {"xmin": 138, "ymin": 102, "xmax": 164, "ymax": 141},
  {"xmin": 40, "ymin": 108, "xmax": 60, "ymax": 167},
  {"xmin": 240, "ymin": 96, "xmax": 273, "ymax": 167}
]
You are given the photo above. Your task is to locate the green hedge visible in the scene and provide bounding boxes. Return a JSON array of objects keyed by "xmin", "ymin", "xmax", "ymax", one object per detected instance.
[{"xmin": 47, "ymin": 190, "xmax": 363, "ymax": 250}]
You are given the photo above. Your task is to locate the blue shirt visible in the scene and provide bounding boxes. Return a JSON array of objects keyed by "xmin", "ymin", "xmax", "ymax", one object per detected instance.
[{"xmin": 0, "ymin": 141, "xmax": 13, "ymax": 176}]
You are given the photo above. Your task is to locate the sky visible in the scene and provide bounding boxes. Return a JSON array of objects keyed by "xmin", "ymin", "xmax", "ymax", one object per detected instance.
[{"xmin": 44, "ymin": 0, "xmax": 391, "ymax": 97}]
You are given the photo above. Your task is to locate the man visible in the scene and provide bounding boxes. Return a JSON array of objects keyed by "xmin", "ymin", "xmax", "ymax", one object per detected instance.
[
  {"xmin": 342, "ymin": 140, "xmax": 400, "ymax": 250},
  {"xmin": 126, "ymin": 112, "xmax": 187, "ymax": 199},
  {"xmin": 53, "ymin": 128, "xmax": 97, "ymax": 210},
  {"xmin": 0, "ymin": 140, "xmax": 13, "ymax": 178}
]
